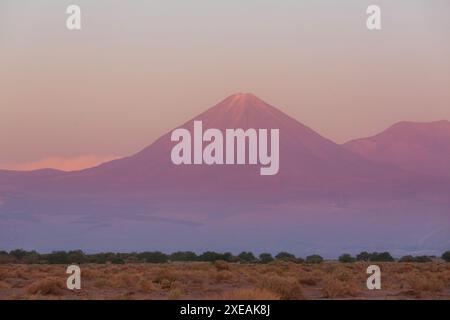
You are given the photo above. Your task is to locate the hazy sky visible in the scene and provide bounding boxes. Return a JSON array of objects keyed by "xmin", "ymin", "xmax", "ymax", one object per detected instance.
[{"xmin": 1, "ymin": 0, "xmax": 449, "ymax": 170}]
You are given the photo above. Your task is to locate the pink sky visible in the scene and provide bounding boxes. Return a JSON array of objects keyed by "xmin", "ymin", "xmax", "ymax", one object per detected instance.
[
  {"xmin": 1, "ymin": 155, "xmax": 119, "ymax": 172},
  {"xmin": 1, "ymin": 1, "xmax": 449, "ymax": 171}
]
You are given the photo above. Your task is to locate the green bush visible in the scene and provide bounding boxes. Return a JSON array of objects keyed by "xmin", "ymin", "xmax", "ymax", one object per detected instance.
[
  {"xmin": 399, "ymin": 255, "xmax": 415, "ymax": 262},
  {"xmin": 371, "ymin": 252, "xmax": 394, "ymax": 262},
  {"xmin": 338, "ymin": 253, "xmax": 356, "ymax": 263},
  {"xmin": 356, "ymin": 251, "xmax": 394, "ymax": 262},
  {"xmin": 259, "ymin": 253, "xmax": 274, "ymax": 264},
  {"xmin": 442, "ymin": 251, "xmax": 450, "ymax": 262},
  {"xmin": 44, "ymin": 251, "xmax": 70, "ymax": 264},
  {"xmin": 67, "ymin": 250, "xmax": 87, "ymax": 264},
  {"xmin": 9, "ymin": 249, "xmax": 29, "ymax": 260},
  {"xmin": 170, "ymin": 251, "xmax": 198, "ymax": 262},
  {"xmin": 22, "ymin": 251, "xmax": 41, "ymax": 264},
  {"xmin": 399, "ymin": 255, "xmax": 432, "ymax": 263},
  {"xmin": 238, "ymin": 251, "xmax": 256, "ymax": 262},
  {"xmin": 356, "ymin": 251, "xmax": 370, "ymax": 261},
  {"xmin": 111, "ymin": 257, "xmax": 125, "ymax": 264},
  {"xmin": 275, "ymin": 252, "xmax": 297, "ymax": 261},
  {"xmin": 138, "ymin": 251, "xmax": 168, "ymax": 263},
  {"xmin": 305, "ymin": 254, "xmax": 323, "ymax": 264},
  {"xmin": 198, "ymin": 251, "xmax": 235, "ymax": 262}
]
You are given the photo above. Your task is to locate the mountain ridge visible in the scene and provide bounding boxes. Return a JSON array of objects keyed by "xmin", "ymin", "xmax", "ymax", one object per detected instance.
[{"xmin": 343, "ymin": 119, "xmax": 450, "ymax": 178}]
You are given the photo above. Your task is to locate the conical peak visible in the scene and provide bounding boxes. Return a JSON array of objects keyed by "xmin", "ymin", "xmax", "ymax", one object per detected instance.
[
  {"xmin": 223, "ymin": 92, "xmax": 267, "ymax": 109},
  {"xmin": 229, "ymin": 92, "xmax": 257, "ymax": 100}
]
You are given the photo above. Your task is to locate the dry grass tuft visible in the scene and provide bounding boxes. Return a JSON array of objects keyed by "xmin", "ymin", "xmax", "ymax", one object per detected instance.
[
  {"xmin": 407, "ymin": 272, "xmax": 443, "ymax": 293},
  {"xmin": 153, "ymin": 269, "xmax": 178, "ymax": 284},
  {"xmin": 168, "ymin": 288, "xmax": 184, "ymax": 300},
  {"xmin": 258, "ymin": 275, "xmax": 304, "ymax": 300},
  {"xmin": 214, "ymin": 270, "xmax": 234, "ymax": 283},
  {"xmin": 214, "ymin": 260, "xmax": 230, "ymax": 271},
  {"xmin": 26, "ymin": 278, "xmax": 64, "ymax": 296},
  {"xmin": 322, "ymin": 276, "xmax": 359, "ymax": 298}
]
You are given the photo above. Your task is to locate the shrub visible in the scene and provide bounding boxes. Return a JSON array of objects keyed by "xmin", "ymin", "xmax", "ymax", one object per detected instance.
[
  {"xmin": 259, "ymin": 253, "xmax": 274, "ymax": 264},
  {"xmin": 0, "ymin": 252, "xmax": 16, "ymax": 264},
  {"xmin": 442, "ymin": 251, "xmax": 450, "ymax": 262},
  {"xmin": 8, "ymin": 249, "xmax": 40, "ymax": 263},
  {"xmin": 153, "ymin": 269, "xmax": 178, "ymax": 285},
  {"xmin": 259, "ymin": 275, "xmax": 304, "ymax": 300},
  {"xmin": 88, "ymin": 253, "xmax": 112, "ymax": 264},
  {"xmin": 296, "ymin": 257, "xmax": 305, "ymax": 263},
  {"xmin": 198, "ymin": 251, "xmax": 234, "ymax": 262},
  {"xmin": 356, "ymin": 251, "xmax": 394, "ymax": 262},
  {"xmin": 214, "ymin": 270, "xmax": 234, "ymax": 283},
  {"xmin": 67, "ymin": 250, "xmax": 87, "ymax": 264},
  {"xmin": 399, "ymin": 255, "xmax": 415, "ymax": 262},
  {"xmin": 306, "ymin": 254, "xmax": 323, "ymax": 264},
  {"xmin": 45, "ymin": 251, "xmax": 70, "ymax": 264},
  {"xmin": 399, "ymin": 255, "xmax": 432, "ymax": 263},
  {"xmin": 9, "ymin": 249, "xmax": 28, "ymax": 260},
  {"xmin": 275, "ymin": 252, "xmax": 297, "ymax": 262},
  {"xmin": 338, "ymin": 253, "xmax": 356, "ymax": 263},
  {"xmin": 22, "ymin": 251, "xmax": 41, "ymax": 264},
  {"xmin": 170, "ymin": 251, "xmax": 198, "ymax": 262},
  {"xmin": 356, "ymin": 251, "xmax": 370, "ymax": 261},
  {"xmin": 223, "ymin": 252, "xmax": 237, "ymax": 262},
  {"xmin": 214, "ymin": 260, "xmax": 230, "ymax": 271},
  {"xmin": 238, "ymin": 251, "xmax": 256, "ymax": 263},
  {"xmin": 371, "ymin": 252, "xmax": 394, "ymax": 262},
  {"xmin": 111, "ymin": 257, "xmax": 125, "ymax": 264},
  {"xmin": 26, "ymin": 278, "xmax": 64, "ymax": 295},
  {"xmin": 138, "ymin": 251, "xmax": 168, "ymax": 263},
  {"xmin": 408, "ymin": 273, "xmax": 443, "ymax": 292},
  {"xmin": 322, "ymin": 277, "xmax": 358, "ymax": 298}
]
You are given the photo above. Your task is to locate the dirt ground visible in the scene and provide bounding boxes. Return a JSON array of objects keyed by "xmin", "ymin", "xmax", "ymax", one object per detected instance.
[{"xmin": 0, "ymin": 261, "xmax": 449, "ymax": 300}]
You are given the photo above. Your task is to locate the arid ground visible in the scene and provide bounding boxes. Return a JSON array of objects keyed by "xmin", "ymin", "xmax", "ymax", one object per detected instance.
[{"xmin": 0, "ymin": 261, "xmax": 449, "ymax": 300}]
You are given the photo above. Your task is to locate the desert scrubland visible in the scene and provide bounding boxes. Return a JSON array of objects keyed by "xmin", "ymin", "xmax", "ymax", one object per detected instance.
[{"xmin": 1, "ymin": 261, "xmax": 449, "ymax": 300}]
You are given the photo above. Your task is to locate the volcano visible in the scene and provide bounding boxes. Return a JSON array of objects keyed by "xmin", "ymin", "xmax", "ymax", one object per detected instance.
[
  {"xmin": 1, "ymin": 93, "xmax": 449, "ymax": 256},
  {"xmin": 26, "ymin": 93, "xmax": 429, "ymax": 198}
]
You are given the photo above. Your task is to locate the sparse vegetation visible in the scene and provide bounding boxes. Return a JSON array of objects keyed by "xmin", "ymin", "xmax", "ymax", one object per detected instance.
[{"xmin": 0, "ymin": 260, "xmax": 449, "ymax": 300}]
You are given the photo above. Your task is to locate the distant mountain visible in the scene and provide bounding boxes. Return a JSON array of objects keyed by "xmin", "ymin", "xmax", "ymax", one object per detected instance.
[
  {"xmin": 30, "ymin": 93, "xmax": 430, "ymax": 198},
  {"xmin": 0, "ymin": 94, "xmax": 449, "ymax": 256},
  {"xmin": 343, "ymin": 120, "xmax": 450, "ymax": 178}
]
